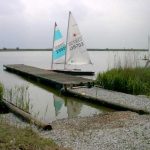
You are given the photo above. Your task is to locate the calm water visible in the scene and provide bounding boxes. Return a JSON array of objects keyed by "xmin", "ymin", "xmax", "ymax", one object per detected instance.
[{"xmin": 0, "ymin": 50, "xmax": 147, "ymax": 123}]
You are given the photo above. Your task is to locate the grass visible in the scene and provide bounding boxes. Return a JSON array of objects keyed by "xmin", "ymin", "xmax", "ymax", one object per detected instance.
[
  {"xmin": 96, "ymin": 67, "xmax": 150, "ymax": 96},
  {"xmin": 0, "ymin": 120, "xmax": 70, "ymax": 150}
]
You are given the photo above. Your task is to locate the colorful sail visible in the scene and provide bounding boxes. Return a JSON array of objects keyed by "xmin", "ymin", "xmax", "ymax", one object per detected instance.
[
  {"xmin": 65, "ymin": 12, "xmax": 92, "ymax": 65},
  {"xmin": 52, "ymin": 23, "xmax": 66, "ymax": 64}
]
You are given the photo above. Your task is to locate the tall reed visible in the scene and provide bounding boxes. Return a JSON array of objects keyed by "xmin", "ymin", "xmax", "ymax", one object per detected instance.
[
  {"xmin": 96, "ymin": 67, "xmax": 150, "ymax": 96},
  {"xmin": 4, "ymin": 85, "xmax": 31, "ymax": 112},
  {"xmin": 0, "ymin": 82, "xmax": 8, "ymax": 113}
]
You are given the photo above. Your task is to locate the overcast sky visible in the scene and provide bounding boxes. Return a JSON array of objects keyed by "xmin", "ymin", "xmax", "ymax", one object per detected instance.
[{"xmin": 0, "ymin": 0, "xmax": 150, "ymax": 49}]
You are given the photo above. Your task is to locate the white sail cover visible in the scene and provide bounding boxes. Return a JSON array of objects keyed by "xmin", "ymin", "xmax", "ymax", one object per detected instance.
[
  {"xmin": 52, "ymin": 23, "xmax": 66, "ymax": 64},
  {"xmin": 66, "ymin": 12, "xmax": 92, "ymax": 65}
]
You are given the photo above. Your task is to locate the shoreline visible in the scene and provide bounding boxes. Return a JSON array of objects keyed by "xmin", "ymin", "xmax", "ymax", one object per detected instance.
[{"xmin": 0, "ymin": 48, "xmax": 148, "ymax": 52}]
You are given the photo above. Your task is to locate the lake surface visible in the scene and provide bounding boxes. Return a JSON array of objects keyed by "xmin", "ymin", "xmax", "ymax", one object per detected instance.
[{"xmin": 0, "ymin": 50, "xmax": 148, "ymax": 123}]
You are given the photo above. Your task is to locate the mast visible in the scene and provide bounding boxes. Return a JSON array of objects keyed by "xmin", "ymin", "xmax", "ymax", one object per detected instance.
[
  {"xmin": 51, "ymin": 22, "xmax": 56, "ymax": 70},
  {"xmin": 64, "ymin": 11, "xmax": 71, "ymax": 70}
]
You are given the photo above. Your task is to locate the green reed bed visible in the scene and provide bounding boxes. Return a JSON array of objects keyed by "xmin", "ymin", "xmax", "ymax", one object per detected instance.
[{"xmin": 96, "ymin": 67, "xmax": 150, "ymax": 96}]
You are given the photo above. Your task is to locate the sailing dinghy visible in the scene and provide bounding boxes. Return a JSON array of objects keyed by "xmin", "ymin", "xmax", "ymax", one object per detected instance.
[
  {"xmin": 52, "ymin": 12, "xmax": 94, "ymax": 75},
  {"xmin": 51, "ymin": 22, "xmax": 66, "ymax": 68}
]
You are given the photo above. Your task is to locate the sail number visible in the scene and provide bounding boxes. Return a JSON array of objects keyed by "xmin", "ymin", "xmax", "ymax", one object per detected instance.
[
  {"xmin": 69, "ymin": 36, "xmax": 84, "ymax": 50},
  {"xmin": 55, "ymin": 46, "xmax": 66, "ymax": 54}
]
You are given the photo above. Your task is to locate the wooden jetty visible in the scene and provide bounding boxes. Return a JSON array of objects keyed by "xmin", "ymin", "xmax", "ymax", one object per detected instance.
[
  {"xmin": 4, "ymin": 64, "xmax": 93, "ymax": 90},
  {"xmin": 66, "ymin": 87, "xmax": 150, "ymax": 114},
  {"xmin": 4, "ymin": 64, "xmax": 150, "ymax": 114}
]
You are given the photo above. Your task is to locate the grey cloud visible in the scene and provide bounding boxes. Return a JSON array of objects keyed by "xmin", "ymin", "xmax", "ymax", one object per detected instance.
[
  {"xmin": 0, "ymin": 0, "xmax": 150, "ymax": 49},
  {"xmin": 0, "ymin": 0, "xmax": 25, "ymax": 16}
]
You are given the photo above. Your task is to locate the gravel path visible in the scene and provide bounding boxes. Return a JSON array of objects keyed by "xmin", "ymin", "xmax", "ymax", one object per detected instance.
[
  {"xmin": 68, "ymin": 87, "xmax": 150, "ymax": 114},
  {"xmin": 42, "ymin": 111, "xmax": 150, "ymax": 150},
  {"xmin": 1, "ymin": 111, "xmax": 150, "ymax": 150}
]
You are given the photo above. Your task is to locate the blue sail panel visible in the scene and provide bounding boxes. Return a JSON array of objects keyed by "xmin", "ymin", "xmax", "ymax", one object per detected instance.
[
  {"xmin": 53, "ymin": 45, "xmax": 66, "ymax": 60},
  {"xmin": 54, "ymin": 30, "xmax": 62, "ymax": 41}
]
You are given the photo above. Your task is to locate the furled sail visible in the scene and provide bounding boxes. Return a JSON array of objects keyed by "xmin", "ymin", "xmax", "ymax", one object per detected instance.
[
  {"xmin": 65, "ymin": 12, "xmax": 92, "ymax": 65},
  {"xmin": 52, "ymin": 23, "xmax": 66, "ymax": 64}
]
